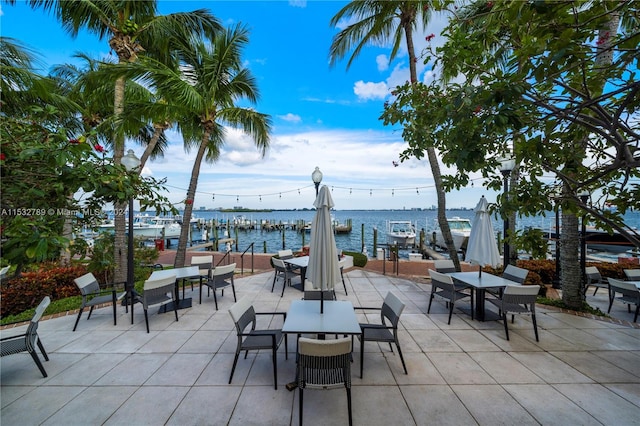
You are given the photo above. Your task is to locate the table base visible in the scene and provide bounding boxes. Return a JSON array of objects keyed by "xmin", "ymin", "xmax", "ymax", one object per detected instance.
[{"xmin": 159, "ymin": 297, "xmax": 192, "ymax": 313}]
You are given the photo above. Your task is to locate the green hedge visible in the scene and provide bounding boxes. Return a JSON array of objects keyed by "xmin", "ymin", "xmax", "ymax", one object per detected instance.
[{"xmin": 344, "ymin": 251, "xmax": 368, "ymax": 268}]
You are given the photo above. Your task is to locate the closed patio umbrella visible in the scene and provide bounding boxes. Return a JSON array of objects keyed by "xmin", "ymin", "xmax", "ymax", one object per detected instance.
[
  {"xmin": 465, "ymin": 196, "xmax": 502, "ymax": 268},
  {"xmin": 306, "ymin": 185, "xmax": 341, "ymax": 313}
]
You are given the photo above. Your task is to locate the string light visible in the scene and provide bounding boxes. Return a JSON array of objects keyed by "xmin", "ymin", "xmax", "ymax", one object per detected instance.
[{"xmin": 162, "ymin": 176, "xmax": 496, "ymax": 202}]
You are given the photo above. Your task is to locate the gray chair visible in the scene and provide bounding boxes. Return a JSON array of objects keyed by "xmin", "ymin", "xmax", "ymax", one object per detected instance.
[
  {"xmin": 502, "ymin": 264, "xmax": 529, "ymax": 284},
  {"xmin": 487, "ymin": 284, "xmax": 540, "ymax": 341},
  {"xmin": 303, "ymin": 280, "xmax": 337, "ymax": 301},
  {"xmin": 72, "ymin": 272, "xmax": 125, "ymax": 331},
  {"xmin": 272, "ymin": 258, "xmax": 299, "ymax": 297},
  {"xmin": 184, "ymin": 255, "xmax": 213, "ymax": 299},
  {"xmin": 200, "ymin": 263, "xmax": 236, "ymax": 310},
  {"xmin": 297, "ymin": 337, "xmax": 353, "ymax": 426},
  {"xmin": 434, "ymin": 259, "xmax": 456, "ymax": 273},
  {"xmin": 1, "ymin": 296, "xmax": 51, "ymax": 377},
  {"xmin": 228, "ymin": 297, "xmax": 288, "ymax": 389},
  {"xmin": 623, "ymin": 269, "xmax": 640, "ymax": 281},
  {"xmin": 607, "ymin": 278, "xmax": 640, "ymax": 322},
  {"xmin": 427, "ymin": 269, "xmax": 474, "ymax": 324},
  {"xmin": 355, "ymin": 291, "xmax": 407, "ymax": 378},
  {"xmin": 140, "ymin": 274, "xmax": 178, "ymax": 333},
  {"xmin": 487, "ymin": 264, "xmax": 529, "ymax": 299},
  {"xmin": 585, "ymin": 266, "xmax": 608, "ymax": 296}
]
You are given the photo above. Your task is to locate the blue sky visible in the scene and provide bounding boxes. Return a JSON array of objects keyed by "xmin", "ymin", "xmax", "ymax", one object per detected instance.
[{"xmin": 2, "ymin": 0, "xmax": 497, "ymax": 210}]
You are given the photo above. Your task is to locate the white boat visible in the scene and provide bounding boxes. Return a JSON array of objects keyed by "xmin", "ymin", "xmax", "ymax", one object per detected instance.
[
  {"xmin": 386, "ymin": 220, "xmax": 416, "ymax": 248},
  {"xmin": 97, "ymin": 214, "xmax": 181, "ymax": 239},
  {"xmin": 432, "ymin": 217, "xmax": 472, "ymax": 251}
]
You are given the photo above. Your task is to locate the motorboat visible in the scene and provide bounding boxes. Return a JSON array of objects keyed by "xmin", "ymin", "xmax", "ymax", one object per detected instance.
[
  {"xmin": 386, "ymin": 220, "xmax": 416, "ymax": 248},
  {"xmin": 432, "ymin": 217, "xmax": 472, "ymax": 251},
  {"xmin": 548, "ymin": 225, "xmax": 637, "ymax": 254},
  {"xmin": 97, "ymin": 214, "xmax": 181, "ymax": 239}
]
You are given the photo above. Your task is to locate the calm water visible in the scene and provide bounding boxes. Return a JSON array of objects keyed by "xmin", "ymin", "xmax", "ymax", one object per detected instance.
[{"xmin": 173, "ymin": 209, "xmax": 640, "ymax": 257}]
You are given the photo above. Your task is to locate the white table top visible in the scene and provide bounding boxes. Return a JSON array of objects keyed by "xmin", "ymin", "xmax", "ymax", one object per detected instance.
[
  {"xmin": 150, "ymin": 266, "xmax": 200, "ymax": 281},
  {"xmin": 282, "ymin": 300, "xmax": 361, "ymax": 335},
  {"xmin": 448, "ymin": 271, "xmax": 519, "ymax": 289},
  {"xmin": 283, "ymin": 256, "xmax": 309, "ymax": 268}
]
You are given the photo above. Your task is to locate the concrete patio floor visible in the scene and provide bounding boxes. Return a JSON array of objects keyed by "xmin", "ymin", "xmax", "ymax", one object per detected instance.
[{"xmin": 2, "ymin": 268, "xmax": 640, "ymax": 425}]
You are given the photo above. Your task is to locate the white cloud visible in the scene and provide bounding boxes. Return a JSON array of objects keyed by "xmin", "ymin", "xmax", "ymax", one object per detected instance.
[
  {"xmin": 353, "ymin": 80, "xmax": 388, "ymax": 101},
  {"xmin": 376, "ymin": 54, "xmax": 389, "ymax": 71},
  {"xmin": 277, "ymin": 113, "xmax": 302, "ymax": 123}
]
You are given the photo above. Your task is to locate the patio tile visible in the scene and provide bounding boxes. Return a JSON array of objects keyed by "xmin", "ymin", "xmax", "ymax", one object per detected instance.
[
  {"xmin": 553, "ymin": 383, "xmax": 640, "ymax": 424},
  {"xmin": 428, "ymin": 353, "xmax": 497, "ymax": 385},
  {"xmin": 229, "ymin": 386, "xmax": 293, "ymax": 425},
  {"xmin": 400, "ymin": 384, "xmax": 476, "ymax": 425},
  {"xmin": 3, "ymin": 268, "xmax": 639, "ymax": 426},
  {"xmin": 1, "ymin": 386, "xmax": 85, "ymax": 425},
  {"xmin": 94, "ymin": 353, "xmax": 171, "ymax": 386},
  {"xmin": 452, "ymin": 384, "xmax": 538, "ymax": 425},
  {"xmin": 167, "ymin": 386, "xmax": 242, "ymax": 425},
  {"xmin": 104, "ymin": 385, "xmax": 189, "ymax": 425},
  {"xmin": 144, "ymin": 353, "xmax": 212, "ymax": 386},
  {"xmin": 41, "ymin": 386, "xmax": 138, "ymax": 426},
  {"xmin": 504, "ymin": 384, "xmax": 601, "ymax": 425}
]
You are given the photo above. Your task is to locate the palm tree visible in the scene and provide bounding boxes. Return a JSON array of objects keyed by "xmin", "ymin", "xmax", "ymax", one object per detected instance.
[
  {"xmin": 329, "ymin": 1, "xmax": 462, "ymax": 268},
  {"xmin": 125, "ymin": 24, "xmax": 271, "ymax": 267},
  {"xmin": 22, "ymin": 0, "xmax": 222, "ymax": 283}
]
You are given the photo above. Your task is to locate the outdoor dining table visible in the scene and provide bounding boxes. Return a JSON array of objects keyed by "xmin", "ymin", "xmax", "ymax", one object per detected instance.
[
  {"xmin": 447, "ymin": 271, "xmax": 519, "ymax": 321},
  {"xmin": 283, "ymin": 255, "xmax": 309, "ymax": 291},
  {"xmin": 282, "ymin": 299, "xmax": 362, "ymax": 391},
  {"xmin": 282, "ymin": 299, "xmax": 362, "ymax": 336},
  {"xmin": 149, "ymin": 266, "xmax": 200, "ymax": 311}
]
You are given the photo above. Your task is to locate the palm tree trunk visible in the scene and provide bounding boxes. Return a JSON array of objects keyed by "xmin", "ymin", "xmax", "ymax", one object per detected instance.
[
  {"xmin": 403, "ymin": 17, "xmax": 459, "ymax": 268},
  {"xmin": 112, "ymin": 75, "xmax": 127, "ymax": 284},
  {"xmin": 174, "ymin": 134, "xmax": 209, "ymax": 268},
  {"xmin": 139, "ymin": 124, "xmax": 168, "ymax": 169},
  {"xmin": 560, "ymin": 10, "xmax": 619, "ymax": 307}
]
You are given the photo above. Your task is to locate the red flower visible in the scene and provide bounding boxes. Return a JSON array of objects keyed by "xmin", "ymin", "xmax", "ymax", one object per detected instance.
[
  {"xmin": 185, "ymin": 199, "xmax": 193, "ymax": 205},
  {"xmin": 94, "ymin": 144, "xmax": 105, "ymax": 153},
  {"xmin": 69, "ymin": 138, "xmax": 80, "ymax": 144},
  {"xmin": 425, "ymin": 33, "xmax": 436, "ymax": 42},
  {"xmin": 0, "ymin": 153, "xmax": 5, "ymax": 161}
]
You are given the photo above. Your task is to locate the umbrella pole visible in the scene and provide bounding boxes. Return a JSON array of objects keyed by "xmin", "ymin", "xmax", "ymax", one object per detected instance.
[{"xmin": 320, "ymin": 288, "xmax": 324, "ymax": 314}]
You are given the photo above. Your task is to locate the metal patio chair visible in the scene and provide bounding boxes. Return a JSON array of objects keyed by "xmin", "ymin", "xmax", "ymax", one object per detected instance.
[{"xmin": 1, "ymin": 296, "xmax": 51, "ymax": 377}]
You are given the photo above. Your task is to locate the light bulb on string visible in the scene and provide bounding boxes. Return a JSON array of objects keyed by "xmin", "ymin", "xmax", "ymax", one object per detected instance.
[
  {"xmin": 236, "ymin": 195, "xmax": 239, "ymax": 202},
  {"xmin": 212, "ymin": 193, "xmax": 215, "ymax": 201},
  {"xmin": 392, "ymin": 189, "xmax": 394, "ymax": 196},
  {"xmin": 298, "ymin": 189, "xmax": 300, "ymax": 195},
  {"xmin": 259, "ymin": 195, "xmax": 262, "ymax": 202},
  {"xmin": 369, "ymin": 189, "xmax": 372, "ymax": 196},
  {"xmin": 350, "ymin": 188, "xmax": 352, "ymax": 194},
  {"xmin": 416, "ymin": 188, "xmax": 419, "ymax": 194},
  {"xmin": 279, "ymin": 193, "xmax": 281, "ymax": 199}
]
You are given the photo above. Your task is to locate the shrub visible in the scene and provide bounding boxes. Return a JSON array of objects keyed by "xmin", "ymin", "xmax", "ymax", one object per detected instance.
[
  {"xmin": 344, "ymin": 251, "xmax": 367, "ymax": 268},
  {"xmin": 1, "ymin": 262, "xmax": 88, "ymax": 318}
]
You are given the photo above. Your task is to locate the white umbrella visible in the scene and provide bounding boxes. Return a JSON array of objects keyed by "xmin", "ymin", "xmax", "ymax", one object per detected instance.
[
  {"xmin": 306, "ymin": 185, "xmax": 341, "ymax": 313},
  {"xmin": 465, "ymin": 196, "xmax": 502, "ymax": 267}
]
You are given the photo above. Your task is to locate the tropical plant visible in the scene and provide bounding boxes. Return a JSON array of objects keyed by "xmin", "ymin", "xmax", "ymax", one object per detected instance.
[
  {"xmin": 381, "ymin": 0, "xmax": 639, "ymax": 309},
  {"xmin": 329, "ymin": 0, "xmax": 461, "ymax": 268},
  {"xmin": 19, "ymin": 0, "xmax": 222, "ymax": 283}
]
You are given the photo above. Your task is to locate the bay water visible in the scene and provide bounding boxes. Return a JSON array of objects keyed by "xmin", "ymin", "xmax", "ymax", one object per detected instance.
[{"xmin": 176, "ymin": 209, "xmax": 640, "ymax": 258}]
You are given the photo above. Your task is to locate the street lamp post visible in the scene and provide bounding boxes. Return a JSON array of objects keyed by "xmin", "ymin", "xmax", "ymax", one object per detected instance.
[
  {"xmin": 499, "ymin": 158, "xmax": 516, "ymax": 267},
  {"xmin": 578, "ymin": 190, "xmax": 590, "ymax": 293},
  {"xmin": 311, "ymin": 166, "xmax": 323, "ymax": 196},
  {"xmin": 121, "ymin": 149, "xmax": 141, "ymax": 323}
]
